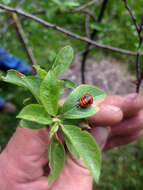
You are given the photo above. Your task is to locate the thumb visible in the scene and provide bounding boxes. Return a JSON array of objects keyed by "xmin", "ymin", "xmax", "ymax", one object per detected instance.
[
  {"xmin": 89, "ymin": 127, "xmax": 111, "ymax": 151},
  {"xmin": 0, "ymin": 126, "xmax": 50, "ymax": 182}
]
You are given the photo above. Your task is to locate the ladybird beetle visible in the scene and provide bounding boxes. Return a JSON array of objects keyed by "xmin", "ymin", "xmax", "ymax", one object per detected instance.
[{"xmin": 78, "ymin": 94, "xmax": 93, "ymax": 108}]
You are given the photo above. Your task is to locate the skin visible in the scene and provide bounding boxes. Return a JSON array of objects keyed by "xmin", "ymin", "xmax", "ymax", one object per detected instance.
[{"xmin": 0, "ymin": 93, "xmax": 143, "ymax": 190}]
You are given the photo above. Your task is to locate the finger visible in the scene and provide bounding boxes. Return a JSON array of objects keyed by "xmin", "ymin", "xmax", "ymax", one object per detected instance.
[
  {"xmin": 103, "ymin": 93, "xmax": 143, "ymax": 118},
  {"xmin": 88, "ymin": 104, "xmax": 123, "ymax": 126},
  {"xmin": 89, "ymin": 127, "xmax": 111, "ymax": 151},
  {"xmin": 103, "ymin": 130, "xmax": 142, "ymax": 151},
  {"xmin": 122, "ymin": 93, "xmax": 143, "ymax": 117},
  {"xmin": 0, "ymin": 127, "xmax": 49, "ymax": 181},
  {"xmin": 110, "ymin": 111, "xmax": 143, "ymax": 137}
]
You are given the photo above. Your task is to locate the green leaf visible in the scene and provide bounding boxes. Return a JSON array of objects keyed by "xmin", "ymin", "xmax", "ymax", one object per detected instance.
[
  {"xmin": 23, "ymin": 96, "xmax": 37, "ymax": 105},
  {"xmin": 61, "ymin": 78, "xmax": 76, "ymax": 89},
  {"xmin": 52, "ymin": 46, "xmax": 74, "ymax": 76},
  {"xmin": 40, "ymin": 71, "xmax": 60, "ymax": 116},
  {"xmin": 48, "ymin": 136, "xmax": 65, "ymax": 184},
  {"xmin": 60, "ymin": 78, "xmax": 76, "ymax": 95},
  {"xmin": 48, "ymin": 50, "xmax": 56, "ymax": 63},
  {"xmin": 22, "ymin": 76, "xmax": 42, "ymax": 103},
  {"xmin": 2, "ymin": 70, "xmax": 42, "ymax": 103},
  {"xmin": 17, "ymin": 104, "xmax": 53, "ymax": 125},
  {"xmin": 61, "ymin": 103, "xmax": 98, "ymax": 119},
  {"xmin": 50, "ymin": 123, "xmax": 59, "ymax": 139},
  {"xmin": 60, "ymin": 85, "xmax": 106, "ymax": 119},
  {"xmin": 60, "ymin": 118, "xmax": 82, "ymax": 125},
  {"xmin": 2, "ymin": 70, "xmax": 27, "ymax": 87},
  {"xmin": 45, "ymin": 51, "xmax": 56, "ymax": 71},
  {"xmin": 62, "ymin": 130, "xmax": 80, "ymax": 159},
  {"xmin": 34, "ymin": 65, "xmax": 47, "ymax": 78},
  {"xmin": 62, "ymin": 125, "xmax": 101, "ymax": 183},
  {"xmin": 20, "ymin": 120, "xmax": 46, "ymax": 130}
]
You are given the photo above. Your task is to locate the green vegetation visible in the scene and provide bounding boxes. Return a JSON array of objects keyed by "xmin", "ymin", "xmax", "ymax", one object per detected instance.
[
  {"xmin": 1, "ymin": 0, "xmax": 143, "ymax": 66},
  {"xmin": 95, "ymin": 137, "xmax": 143, "ymax": 190}
]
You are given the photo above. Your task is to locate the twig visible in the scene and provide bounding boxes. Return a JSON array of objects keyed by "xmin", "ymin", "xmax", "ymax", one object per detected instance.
[
  {"xmin": 81, "ymin": 0, "xmax": 108, "ymax": 84},
  {"xmin": 1, "ymin": 10, "xmax": 47, "ymax": 34},
  {"xmin": 84, "ymin": 5, "xmax": 99, "ymax": 52},
  {"xmin": 79, "ymin": 9, "xmax": 97, "ymax": 22},
  {"xmin": 71, "ymin": 0, "xmax": 97, "ymax": 13},
  {"xmin": 123, "ymin": 0, "xmax": 143, "ymax": 92},
  {"xmin": 76, "ymin": 9, "xmax": 97, "ymax": 37},
  {"xmin": 0, "ymin": 3, "xmax": 141, "ymax": 56},
  {"xmin": 72, "ymin": 5, "xmax": 97, "ymax": 41},
  {"xmin": 9, "ymin": 12, "xmax": 37, "ymax": 66},
  {"xmin": 135, "ymin": 41, "xmax": 142, "ymax": 92},
  {"xmin": 123, "ymin": 0, "xmax": 140, "ymax": 34},
  {"xmin": 135, "ymin": 17, "xmax": 143, "ymax": 92}
]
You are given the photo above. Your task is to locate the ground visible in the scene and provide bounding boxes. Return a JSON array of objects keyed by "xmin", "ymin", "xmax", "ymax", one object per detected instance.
[{"xmin": 61, "ymin": 55, "xmax": 137, "ymax": 96}]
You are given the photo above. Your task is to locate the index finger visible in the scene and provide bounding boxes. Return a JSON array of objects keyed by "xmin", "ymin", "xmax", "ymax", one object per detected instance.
[
  {"xmin": 103, "ymin": 93, "xmax": 143, "ymax": 118},
  {"xmin": 88, "ymin": 103, "xmax": 123, "ymax": 126}
]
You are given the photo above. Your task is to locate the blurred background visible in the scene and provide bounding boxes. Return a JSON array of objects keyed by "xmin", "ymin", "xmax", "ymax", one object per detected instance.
[{"xmin": 0, "ymin": 0, "xmax": 143, "ymax": 189}]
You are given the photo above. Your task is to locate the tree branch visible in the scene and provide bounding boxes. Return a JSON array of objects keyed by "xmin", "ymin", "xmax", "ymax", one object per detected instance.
[
  {"xmin": 123, "ymin": 0, "xmax": 140, "ymax": 34},
  {"xmin": 78, "ymin": 9, "xmax": 97, "ymax": 22},
  {"xmin": 9, "ymin": 12, "xmax": 37, "ymax": 66},
  {"xmin": 135, "ymin": 21, "xmax": 143, "ymax": 92},
  {"xmin": 0, "ymin": 4, "xmax": 141, "ymax": 58},
  {"xmin": 123, "ymin": 0, "xmax": 143, "ymax": 92},
  {"xmin": 1, "ymin": 10, "xmax": 47, "ymax": 34}
]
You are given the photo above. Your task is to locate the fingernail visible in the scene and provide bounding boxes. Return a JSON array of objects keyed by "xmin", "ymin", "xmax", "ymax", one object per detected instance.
[
  {"xmin": 103, "ymin": 105, "xmax": 121, "ymax": 112},
  {"xmin": 124, "ymin": 93, "xmax": 138, "ymax": 100}
]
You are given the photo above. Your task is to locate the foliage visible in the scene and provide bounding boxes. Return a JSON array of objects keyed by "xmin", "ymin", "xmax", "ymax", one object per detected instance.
[
  {"xmin": 95, "ymin": 137, "xmax": 143, "ymax": 190},
  {"xmin": 0, "ymin": 0, "xmax": 143, "ymax": 69},
  {"xmin": 1, "ymin": 46, "xmax": 106, "ymax": 184}
]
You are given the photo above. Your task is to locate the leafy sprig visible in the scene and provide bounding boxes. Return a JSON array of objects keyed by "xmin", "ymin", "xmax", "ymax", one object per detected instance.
[{"xmin": 1, "ymin": 45, "xmax": 106, "ymax": 184}]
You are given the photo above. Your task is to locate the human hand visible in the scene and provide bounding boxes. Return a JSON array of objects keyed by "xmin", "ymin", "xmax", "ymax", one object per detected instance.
[
  {"xmin": 88, "ymin": 93, "xmax": 143, "ymax": 151},
  {"xmin": 0, "ymin": 93, "xmax": 143, "ymax": 190}
]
